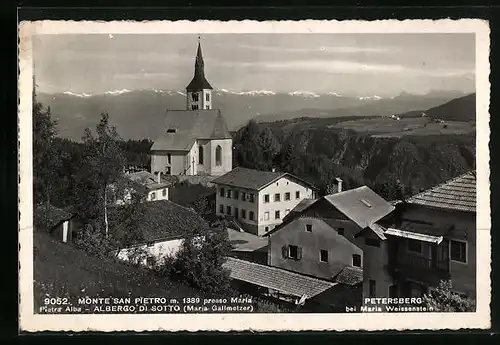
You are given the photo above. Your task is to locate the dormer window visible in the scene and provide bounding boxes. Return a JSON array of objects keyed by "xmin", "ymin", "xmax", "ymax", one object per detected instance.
[
  {"xmin": 361, "ymin": 199, "xmax": 372, "ymax": 208},
  {"xmin": 166, "ymin": 128, "xmax": 177, "ymax": 133}
]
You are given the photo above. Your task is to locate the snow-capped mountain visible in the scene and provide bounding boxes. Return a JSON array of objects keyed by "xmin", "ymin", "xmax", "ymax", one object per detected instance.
[
  {"xmin": 357, "ymin": 95, "xmax": 383, "ymax": 101},
  {"xmin": 62, "ymin": 91, "xmax": 93, "ymax": 98},
  {"xmin": 104, "ymin": 89, "xmax": 132, "ymax": 96},
  {"xmin": 217, "ymin": 89, "xmax": 276, "ymax": 96},
  {"xmin": 288, "ymin": 91, "xmax": 320, "ymax": 98}
]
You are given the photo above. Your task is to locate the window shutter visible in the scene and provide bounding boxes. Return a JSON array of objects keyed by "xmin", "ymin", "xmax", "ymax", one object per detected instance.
[
  {"xmin": 281, "ymin": 245, "xmax": 288, "ymax": 259},
  {"xmin": 297, "ymin": 247, "xmax": 303, "ymax": 260}
]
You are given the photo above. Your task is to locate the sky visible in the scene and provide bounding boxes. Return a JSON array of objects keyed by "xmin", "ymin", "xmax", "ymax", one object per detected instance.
[{"xmin": 33, "ymin": 33, "xmax": 476, "ymax": 97}]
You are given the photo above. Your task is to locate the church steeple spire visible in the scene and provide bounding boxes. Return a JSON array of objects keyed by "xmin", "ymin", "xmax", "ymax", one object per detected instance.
[
  {"xmin": 186, "ymin": 37, "xmax": 213, "ymax": 110},
  {"xmin": 186, "ymin": 38, "xmax": 213, "ymax": 92}
]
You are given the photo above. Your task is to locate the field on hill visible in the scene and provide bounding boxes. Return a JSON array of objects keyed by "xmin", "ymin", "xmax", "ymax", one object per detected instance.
[
  {"xmin": 331, "ymin": 117, "xmax": 475, "ymax": 138},
  {"xmin": 33, "ymin": 231, "xmax": 203, "ymax": 311}
]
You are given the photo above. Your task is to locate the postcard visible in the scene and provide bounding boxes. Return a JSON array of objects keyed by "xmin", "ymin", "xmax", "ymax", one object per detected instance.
[{"xmin": 18, "ymin": 18, "xmax": 491, "ymax": 332}]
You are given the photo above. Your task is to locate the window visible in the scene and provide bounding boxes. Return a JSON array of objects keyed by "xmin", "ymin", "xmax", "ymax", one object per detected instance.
[
  {"xmin": 233, "ymin": 190, "xmax": 239, "ymax": 199},
  {"xmin": 241, "ymin": 209, "xmax": 246, "ymax": 219},
  {"xmin": 150, "ymin": 192, "xmax": 156, "ymax": 200},
  {"xmin": 226, "ymin": 189, "xmax": 232, "ymax": 198},
  {"xmin": 167, "ymin": 153, "xmax": 171, "ymax": 164},
  {"xmin": 296, "ymin": 191, "xmax": 300, "ymax": 199},
  {"xmin": 285, "ymin": 192, "xmax": 291, "ymax": 201},
  {"xmin": 275, "ymin": 210, "xmax": 280, "ymax": 219},
  {"xmin": 205, "ymin": 105, "xmax": 210, "ymax": 109},
  {"xmin": 220, "ymin": 188, "xmax": 225, "ymax": 197},
  {"xmin": 249, "ymin": 194, "xmax": 255, "ymax": 203},
  {"xmin": 192, "ymin": 93, "xmax": 199, "ymax": 101},
  {"xmin": 288, "ymin": 245, "xmax": 299, "ymax": 260},
  {"xmin": 162, "ymin": 188, "xmax": 167, "ymax": 197},
  {"xmin": 450, "ymin": 240, "xmax": 467, "ymax": 263},
  {"xmin": 264, "ymin": 194, "xmax": 270, "ymax": 203},
  {"xmin": 320, "ymin": 250, "xmax": 329, "ymax": 262},
  {"xmin": 337, "ymin": 227, "xmax": 345, "ymax": 236},
  {"xmin": 365, "ymin": 238, "xmax": 381, "ymax": 247},
  {"xmin": 369, "ymin": 280, "xmax": 376, "ymax": 297},
  {"xmin": 407, "ymin": 239, "xmax": 423, "ymax": 254},
  {"xmin": 226, "ymin": 206, "xmax": 232, "ymax": 215},
  {"xmin": 166, "ymin": 128, "xmax": 177, "ymax": 133},
  {"xmin": 191, "ymin": 105, "xmax": 199, "ymax": 110},
  {"xmin": 249, "ymin": 211, "xmax": 254, "ymax": 221},
  {"xmin": 274, "ymin": 193, "xmax": 281, "ymax": 202},
  {"xmin": 219, "ymin": 204, "xmax": 224, "ymax": 214},
  {"xmin": 234, "ymin": 208, "xmax": 239, "ymax": 218},
  {"xmin": 306, "ymin": 224, "xmax": 313, "ymax": 232},
  {"xmin": 264, "ymin": 212, "xmax": 270, "ymax": 220},
  {"xmin": 352, "ymin": 254, "xmax": 361, "ymax": 267},
  {"xmin": 241, "ymin": 192, "xmax": 246, "ymax": 201},
  {"xmin": 198, "ymin": 145, "xmax": 204, "ymax": 164},
  {"xmin": 215, "ymin": 145, "xmax": 222, "ymax": 166},
  {"xmin": 265, "ymin": 227, "xmax": 269, "ymax": 232},
  {"xmin": 206, "ymin": 93, "xmax": 210, "ymax": 102}
]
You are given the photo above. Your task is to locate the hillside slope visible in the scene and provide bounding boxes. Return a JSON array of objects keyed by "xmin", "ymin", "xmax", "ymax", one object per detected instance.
[
  {"xmin": 424, "ymin": 93, "xmax": 476, "ymax": 121},
  {"xmin": 33, "ymin": 231, "xmax": 201, "ymax": 310}
]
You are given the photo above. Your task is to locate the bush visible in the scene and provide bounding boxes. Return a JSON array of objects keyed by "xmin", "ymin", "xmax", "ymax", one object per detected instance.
[{"xmin": 422, "ymin": 280, "xmax": 476, "ymax": 312}]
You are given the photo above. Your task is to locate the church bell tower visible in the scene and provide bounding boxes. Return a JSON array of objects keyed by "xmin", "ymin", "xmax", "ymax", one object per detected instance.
[{"xmin": 186, "ymin": 37, "xmax": 213, "ymax": 110}]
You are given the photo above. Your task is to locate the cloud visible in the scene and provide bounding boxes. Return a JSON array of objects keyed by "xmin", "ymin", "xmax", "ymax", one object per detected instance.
[
  {"xmin": 217, "ymin": 58, "xmax": 474, "ymax": 78},
  {"xmin": 235, "ymin": 43, "xmax": 391, "ymax": 54}
]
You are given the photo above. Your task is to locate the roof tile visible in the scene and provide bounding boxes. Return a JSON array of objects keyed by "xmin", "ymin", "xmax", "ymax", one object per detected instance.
[
  {"xmin": 223, "ymin": 257, "xmax": 336, "ymax": 298},
  {"xmin": 407, "ymin": 171, "xmax": 476, "ymax": 212}
]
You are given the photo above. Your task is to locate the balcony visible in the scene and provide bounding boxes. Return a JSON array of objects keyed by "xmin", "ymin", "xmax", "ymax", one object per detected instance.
[{"xmin": 390, "ymin": 254, "xmax": 450, "ymax": 285}]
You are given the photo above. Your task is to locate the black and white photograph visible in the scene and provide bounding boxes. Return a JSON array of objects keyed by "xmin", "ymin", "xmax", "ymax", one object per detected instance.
[{"xmin": 18, "ymin": 19, "xmax": 491, "ymax": 332}]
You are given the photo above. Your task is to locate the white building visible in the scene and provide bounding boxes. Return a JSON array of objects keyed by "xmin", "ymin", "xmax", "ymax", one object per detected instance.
[
  {"xmin": 213, "ymin": 167, "xmax": 319, "ymax": 236},
  {"xmin": 150, "ymin": 40, "xmax": 233, "ymax": 176},
  {"xmin": 114, "ymin": 171, "xmax": 171, "ymax": 205}
]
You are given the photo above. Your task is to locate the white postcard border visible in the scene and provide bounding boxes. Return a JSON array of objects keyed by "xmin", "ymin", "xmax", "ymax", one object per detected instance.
[{"xmin": 18, "ymin": 19, "xmax": 491, "ymax": 332}]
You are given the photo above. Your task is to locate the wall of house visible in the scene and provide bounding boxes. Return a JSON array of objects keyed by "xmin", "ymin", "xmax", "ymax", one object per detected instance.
[
  {"xmin": 51, "ymin": 219, "xmax": 76, "ymax": 243},
  {"xmin": 268, "ymin": 217, "xmax": 363, "ymax": 280},
  {"xmin": 399, "ymin": 205, "xmax": 476, "ymax": 297},
  {"xmin": 151, "ymin": 151, "xmax": 188, "ymax": 176},
  {"xmin": 355, "ymin": 233, "xmax": 394, "ymax": 302},
  {"xmin": 208, "ymin": 139, "xmax": 233, "ymax": 176},
  {"xmin": 147, "ymin": 188, "xmax": 169, "ymax": 202},
  {"xmin": 215, "ymin": 184, "xmax": 259, "ymax": 235},
  {"xmin": 257, "ymin": 177, "xmax": 316, "ymax": 236},
  {"xmin": 117, "ymin": 238, "xmax": 185, "ymax": 266}
]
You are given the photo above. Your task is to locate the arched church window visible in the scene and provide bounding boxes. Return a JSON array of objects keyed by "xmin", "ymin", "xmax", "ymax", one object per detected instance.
[
  {"xmin": 198, "ymin": 145, "xmax": 204, "ymax": 164},
  {"xmin": 215, "ymin": 145, "xmax": 222, "ymax": 166}
]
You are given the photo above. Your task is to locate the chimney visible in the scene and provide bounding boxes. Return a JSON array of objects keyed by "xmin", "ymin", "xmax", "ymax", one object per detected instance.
[
  {"xmin": 335, "ymin": 177, "xmax": 343, "ymax": 193},
  {"xmin": 271, "ymin": 167, "xmax": 276, "ymax": 173}
]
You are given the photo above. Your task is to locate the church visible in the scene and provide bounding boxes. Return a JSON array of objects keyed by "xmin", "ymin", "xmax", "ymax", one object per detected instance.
[{"xmin": 150, "ymin": 40, "xmax": 233, "ymax": 176}]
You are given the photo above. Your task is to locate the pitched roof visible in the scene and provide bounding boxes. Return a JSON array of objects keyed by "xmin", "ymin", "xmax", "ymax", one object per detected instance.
[
  {"xmin": 333, "ymin": 266, "xmax": 363, "ymax": 286},
  {"xmin": 151, "ymin": 109, "xmax": 231, "ymax": 151},
  {"xmin": 34, "ymin": 204, "xmax": 74, "ymax": 231},
  {"xmin": 212, "ymin": 167, "xmax": 319, "ymax": 191},
  {"xmin": 127, "ymin": 171, "xmax": 171, "ymax": 190},
  {"xmin": 291, "ymin": 198, "xmax": 318, "ymax": 213},
  {"xmin": 223, "ymin": 257, "xmax": 336, "ymax": 298},
  {"xmin": 109, "ymin": 200, "xmax": 209, "ymax": 245},
  {"xmin": 227, "ymin": 229, "xmax": 268, "ymax": 252},
  {"xmin": 406, "ymin": 171, "xmax": 476, "ymax": 212},
  {"xmin": 186, "ymin": 41, "xmax": 213, "ymax": 91},
  {"xmin": 324, "ymin": 186, "xmax": 395, "ymax": 229}
]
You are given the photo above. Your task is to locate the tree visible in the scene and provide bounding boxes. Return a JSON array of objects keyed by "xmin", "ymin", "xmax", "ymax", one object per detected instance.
[
  {"xmin": 235, "ymin": 120, "xmax": 281, "ymax": 170},
  {"xmin": 160, "ymin": 223, "xmax": 234, "ymax": 295},
  {"xmin": 33, "ymin": 84, "xmax": 63, "ymax": 230},
  {"xmin": 76, "ymin": 113, "xmax": 126, "ymax": 238},
  {"xmin": 422, "ymin": 280, "xmax": 476, "ymax": 312}
]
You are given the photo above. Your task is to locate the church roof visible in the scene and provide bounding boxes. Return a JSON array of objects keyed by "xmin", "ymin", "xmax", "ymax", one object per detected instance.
[
  {"xmin": 186, "ymin": 41, "xmax": 213, "ymax": 92},
  {"xmin": 151, "ymin": 109, "xmax": 231, "ymax": 152}
]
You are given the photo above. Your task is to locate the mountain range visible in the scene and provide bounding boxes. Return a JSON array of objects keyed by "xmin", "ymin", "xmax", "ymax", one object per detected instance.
[{"xmin": 37, "ymin": 88, "xmax": 471, "ymax": 141}]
